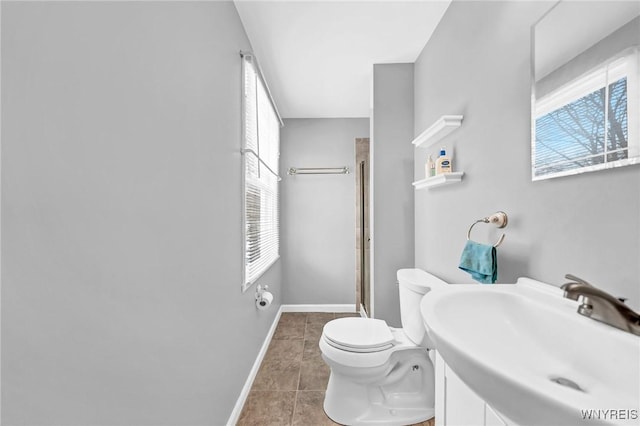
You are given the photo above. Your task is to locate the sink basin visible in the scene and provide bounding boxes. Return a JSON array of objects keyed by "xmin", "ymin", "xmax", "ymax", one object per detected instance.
[{"xmin": 420, "ymin": 278, "xmax": 640, "ymax": 426}]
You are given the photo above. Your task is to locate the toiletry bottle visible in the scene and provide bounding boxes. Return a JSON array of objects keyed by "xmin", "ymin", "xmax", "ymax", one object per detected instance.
[
  {"xmin": 426, "ymin": 155, "xmax": 435, "ymax": 178},
  {"xmin": 436, "ymin": 147, "xmax": 452, "ymax": 174}
]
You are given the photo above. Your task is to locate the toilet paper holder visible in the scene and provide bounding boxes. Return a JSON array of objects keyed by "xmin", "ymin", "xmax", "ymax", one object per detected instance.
[
  {"xmin": 255, "ymin": 284, "xmax": 274, "ymax": 309},
  {"xmin": 256, "ymin": 284, "xmax": 268, "ymax": 299}
]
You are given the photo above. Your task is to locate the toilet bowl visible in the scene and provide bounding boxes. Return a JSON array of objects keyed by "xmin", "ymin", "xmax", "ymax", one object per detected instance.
[{"xmin": 319, "ymin": 269, "xmax": 447, "ymax": 426}]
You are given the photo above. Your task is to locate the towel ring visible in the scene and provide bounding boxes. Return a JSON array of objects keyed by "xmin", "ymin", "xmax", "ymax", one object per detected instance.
[{"xmin": 466, "ymin": 211, "xmax": 508, "ymax": 248}]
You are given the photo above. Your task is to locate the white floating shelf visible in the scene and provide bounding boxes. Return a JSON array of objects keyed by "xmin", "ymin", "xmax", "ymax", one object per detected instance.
[
  {"xmin": 412, "ymin": 115, "xmax": 463, "ymax": 149},
  {"xmin": 413, "ymin": 172, "xmax": 464, "ymax": 190}
]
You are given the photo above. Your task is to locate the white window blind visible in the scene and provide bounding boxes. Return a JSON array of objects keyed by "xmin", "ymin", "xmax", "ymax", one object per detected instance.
[
  {"xmin": 533, "ymin": 49, "xmax": 639, "ymax": 180},
  {"xmin": 242, "ymin": 54, "xmax": 280, "ymax": 291}
]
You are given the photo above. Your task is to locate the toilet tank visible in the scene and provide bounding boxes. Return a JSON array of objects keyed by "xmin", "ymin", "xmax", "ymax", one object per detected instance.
[{"xmin": 397, "ymin": 269, "xmax": 448, "ymax": 346}]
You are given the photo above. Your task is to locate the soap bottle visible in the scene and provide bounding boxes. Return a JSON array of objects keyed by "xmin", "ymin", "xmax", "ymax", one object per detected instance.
[
  {"xmin": 426, "ymin": 155, "xmax": 435, "ymax": 178},
  {"xmin": 436, "ymin": 147, "xmax": 452, "ymax": 174}
]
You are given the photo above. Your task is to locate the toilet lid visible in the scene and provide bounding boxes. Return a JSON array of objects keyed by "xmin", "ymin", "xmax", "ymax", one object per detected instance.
[{"xmin": 323, "ymin": 318, "xmax": 394, "ymax": 352}]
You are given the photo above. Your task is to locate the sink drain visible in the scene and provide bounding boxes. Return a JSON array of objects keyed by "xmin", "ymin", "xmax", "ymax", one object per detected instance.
[{"xmin": 550, "ymin": 376, "xmax": 584, "ymax": 392}]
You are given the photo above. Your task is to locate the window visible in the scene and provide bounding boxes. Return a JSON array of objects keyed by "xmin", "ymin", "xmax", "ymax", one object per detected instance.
[
  {"xmin": 533, "ymin": 49, "xmax": 639, "ymax": 180},
  {"xmin": 242, "ymin": 53, "xmax": 281, "ymax": 291}
]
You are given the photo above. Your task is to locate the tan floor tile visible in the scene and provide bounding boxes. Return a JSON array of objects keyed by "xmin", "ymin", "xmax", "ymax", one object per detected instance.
[
  {"xmin": 273, "ymin": 323, "xmax": 305, "ymax": 340},
  {"xmin": 238, "ymin": 390, "xmax": 296, "ymax": 426},
  {"xmin": 302, "ymin": 339, "xmax": 323, "ymax": 362},
  {"xmin": 292, "ymin": 391, "xmax": 339, "ymax": 426},
  {"xmin": 333, "ymin": 312, "xmax": 360, "ymax": 319},
  {"xmin": 306, "ymin": 312, "xmax": 335, "ymax": 324},
  {"xmin": 304, "ymin": 321, "xmax": 324, "ymax": 342},
  {"xmin": 264, "ymin": 339, "xmax": 304, "ymax": 363},
  {"xmin": 280, "ymin": 312, "xmax": 308, "ymax": 322},
  {"xmin": 273, "ymin": 313, "xmax": 307, "ymax": 340},
  {"xmin": 298, "ymin": 359, "xmax": 330, "ymax": 391},
  {"xmin": 252, "ymin": 358, "xmax": 302, "ymax": 391}
]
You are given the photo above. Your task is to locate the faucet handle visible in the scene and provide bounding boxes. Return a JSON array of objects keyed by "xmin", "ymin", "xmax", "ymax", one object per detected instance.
[{"xmin": 564, "ymin": 274, "xmax": 594, "ymax": 287}]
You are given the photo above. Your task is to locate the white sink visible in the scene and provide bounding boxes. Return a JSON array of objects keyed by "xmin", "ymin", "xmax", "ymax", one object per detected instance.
[{"xmin": 420, "ymin": 278, "xmax": 640, "ymax": 426}]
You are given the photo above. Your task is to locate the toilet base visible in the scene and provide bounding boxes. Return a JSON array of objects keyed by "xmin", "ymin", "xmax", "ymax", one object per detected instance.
[
  {"xmin": 324, "ymin": 402, "xmax": 433, "ymax": 426},
  {"xmin": 323, "ymin": 351, "xmax": 435, "ymax": 426}
]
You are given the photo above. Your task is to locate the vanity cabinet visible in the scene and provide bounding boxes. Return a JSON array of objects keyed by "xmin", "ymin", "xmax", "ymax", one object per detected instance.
[{"xmin": 434, "ymin": 351, "xmax": 509, "ymax": 426}]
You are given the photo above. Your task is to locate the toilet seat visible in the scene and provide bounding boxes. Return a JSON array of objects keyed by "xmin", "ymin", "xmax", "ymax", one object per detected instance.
[
  {"xmin": 323, "ymin": 318, "xmax": 394, "ymax": 353},
  {"xmin": 320, "ymin": 325, "xmax": 420, "ymax": 369}
]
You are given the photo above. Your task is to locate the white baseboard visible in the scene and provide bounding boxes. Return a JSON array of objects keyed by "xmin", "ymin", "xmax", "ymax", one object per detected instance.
[
  {"xmin": 226, "ymin": 303, "xmax": 358, "ymax": 425},
  {"xmin": 226, "ymin": 305, "xmax": 283, "ymax": 426},
  {"xmin": 281, "ymin": 304, "xmax": 356, "ymax": 313}
]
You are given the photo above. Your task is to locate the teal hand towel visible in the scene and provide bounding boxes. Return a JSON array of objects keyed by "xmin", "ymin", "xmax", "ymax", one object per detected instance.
[{"xmin": 458, "ymin": 240, "xmax": 497, "ymax": 284}]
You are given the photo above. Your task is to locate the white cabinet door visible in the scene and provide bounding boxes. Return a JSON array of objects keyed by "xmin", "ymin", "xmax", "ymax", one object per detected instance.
[
  {"xmin": 444, "ymin": 363, "xmax": 485, "ymax": 426},
  {"xmin": 434, "ymin": 351, "xmax": 509, "ymax": 426},
  {"xmin": 434, "ymin": 350, "xmax": 446, "ymax": 426},
  {"xmin": 485, "ymin": 403, "xmax": 508, "ymax": 426}
]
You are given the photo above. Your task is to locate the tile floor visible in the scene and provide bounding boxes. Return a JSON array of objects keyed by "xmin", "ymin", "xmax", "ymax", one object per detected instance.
[{"xmin": 237, "ymin": 312, "xmax": 435, "ymax": 426}]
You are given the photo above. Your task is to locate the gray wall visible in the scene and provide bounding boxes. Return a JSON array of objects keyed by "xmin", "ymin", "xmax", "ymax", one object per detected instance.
[
  {"xmin": 281, "ymin": 118, "xmax": 369, "ymax": 305},
  {"xmin": 414, "ymin": 0, "xmax": 640, "ymax": 310},
  {"xmin": 372, "ymin": 64, "xmax": 415, "ymax": 326},
  {"xmin": 1, "ymin": 2, "xmax": 281, "ymax": 425}
]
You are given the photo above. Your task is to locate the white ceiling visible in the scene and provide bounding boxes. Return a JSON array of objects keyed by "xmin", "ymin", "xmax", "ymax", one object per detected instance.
[{"xmin": 234, "ymin": 0, "xmax": 451, "ymax": 118}]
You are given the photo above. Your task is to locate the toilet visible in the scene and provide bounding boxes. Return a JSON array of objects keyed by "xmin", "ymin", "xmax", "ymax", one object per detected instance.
[{"xmin": 319, "ymin": 268, "xmax": 448, "ymax": 426}]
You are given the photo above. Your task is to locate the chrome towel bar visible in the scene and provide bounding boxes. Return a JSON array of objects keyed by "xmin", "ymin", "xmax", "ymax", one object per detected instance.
[{"xmin": 288, "ymin": 167, "xmax": 350, "ymax": 175}]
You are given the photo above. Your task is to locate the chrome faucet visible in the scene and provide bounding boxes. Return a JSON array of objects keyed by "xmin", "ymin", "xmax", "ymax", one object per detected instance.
[{"xmin": 561, "ymin": 274, "xmax": 640, "ymax": 336}]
